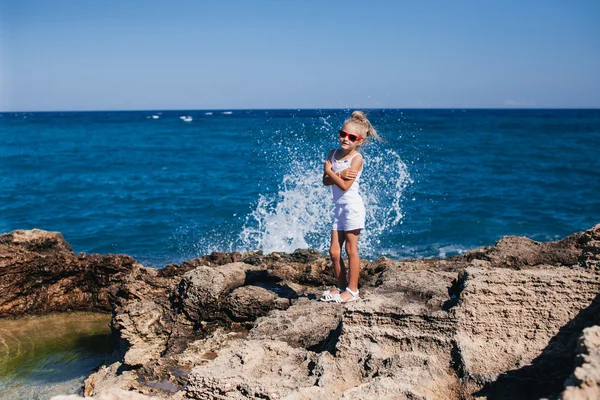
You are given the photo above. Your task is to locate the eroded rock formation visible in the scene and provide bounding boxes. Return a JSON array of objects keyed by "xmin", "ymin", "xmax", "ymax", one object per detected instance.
[
  {"xmin": 2, "ymin": 224, "xmax": 600, "ymax": 399},
  {"xmin": 0, "ymin": 229, "xmax": 139, "ymax": 317}
]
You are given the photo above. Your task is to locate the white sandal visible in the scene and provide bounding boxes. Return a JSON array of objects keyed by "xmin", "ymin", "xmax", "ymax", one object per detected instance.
[
  {"xmin": 332, "ymin": 287, "xmax": 360, "ymax": 303},
  {"xmin": 320, "ymin": 287, "xmax": 344, "ymax": 302}
]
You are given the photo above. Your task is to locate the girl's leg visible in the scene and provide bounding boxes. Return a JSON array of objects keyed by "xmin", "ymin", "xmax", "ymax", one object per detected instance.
[
  {"xmin": 339, "ymin": 229, "xmax": 361, "ymax": 301},
  {"xmin": 329, "ymin": 230, "xmax": 347, "ymax": 295}
]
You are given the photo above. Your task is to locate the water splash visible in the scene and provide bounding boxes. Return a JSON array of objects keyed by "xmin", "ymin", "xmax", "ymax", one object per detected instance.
[
  {"xmin": 239, "ymin": 147, "xmax": 413, "ymax": 259},
  {"xmin": 239, "ymin": 157, "xmax": 332, "ymax": 254}
]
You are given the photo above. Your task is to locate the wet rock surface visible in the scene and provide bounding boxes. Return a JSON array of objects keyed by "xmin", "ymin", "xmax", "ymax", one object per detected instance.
[{"xmin": 2, "ymin": 224, "xmax": 600, "ymax": 399}]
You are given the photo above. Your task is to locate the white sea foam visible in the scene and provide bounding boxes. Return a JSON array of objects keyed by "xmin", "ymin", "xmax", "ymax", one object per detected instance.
[
  {"xmin": 239, "ymin": 158, "xmax": 332, "ymax": 254},
  {"xmin": 239, "ymin": 147, "xmax": 413, "ymax": 258},
  {"xmin": 437, "ymin": 244, "xmax": 469, "ymax": 258}
]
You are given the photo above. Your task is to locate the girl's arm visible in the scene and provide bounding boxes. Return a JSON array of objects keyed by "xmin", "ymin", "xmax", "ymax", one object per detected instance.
[
  {"xmin": 323, "ymin": 150, "xmax": 335, "ymax": 186},
  {"xmin": 324, "ymin": 154, "xmax": 363, "ymax": 191}
]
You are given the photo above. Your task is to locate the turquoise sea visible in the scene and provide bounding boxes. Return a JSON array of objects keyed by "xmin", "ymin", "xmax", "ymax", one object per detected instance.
[
  {"xmin": 1, "ymin": 108, "xmax": 600, "ymax": 397},
  {"xmin": 2, "ymin": 109, "xmax": 599, "ymax": 266}
]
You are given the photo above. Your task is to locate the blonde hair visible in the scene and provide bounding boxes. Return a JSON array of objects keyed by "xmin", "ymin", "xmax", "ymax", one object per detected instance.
[{"xmin": 343, "ymin": 111, "xmax": 382, "ymax": 143}]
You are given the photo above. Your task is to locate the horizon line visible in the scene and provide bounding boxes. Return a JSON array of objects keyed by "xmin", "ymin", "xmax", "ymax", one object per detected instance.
[{"xmin": 2, "ymin": 106, "xmax": 600, "ymax": 113}]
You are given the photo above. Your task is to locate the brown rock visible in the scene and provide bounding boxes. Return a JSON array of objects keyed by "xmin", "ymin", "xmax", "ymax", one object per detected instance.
[
  {"xmin": 0, "ymin": 229, "xmax": 138, "ymax": 317},
  {"xmin": 13, "ymin": 223, "xmax": 600, "ymax": 400},
  {"xmin": 464, "ymin": 232, "xmax": 583, "ymax": 268},
  {"xmin": 579, "ymin": 223, "xmax": 600, "ymax": 270}
]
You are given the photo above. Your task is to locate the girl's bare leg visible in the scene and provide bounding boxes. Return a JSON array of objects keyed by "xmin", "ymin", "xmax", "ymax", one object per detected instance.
[
  {"xmin": 339, "ymin": 229, "xmax": 361, "ymax": 301},
  {"xmin": 329, "ymin": 230, "xmax": 347, "ymax": 295}
]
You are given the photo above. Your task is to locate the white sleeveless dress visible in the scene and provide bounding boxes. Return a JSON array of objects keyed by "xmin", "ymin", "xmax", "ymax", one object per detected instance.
[{"xmin": 330, "ymin": 150, "xmax": 366, "ymax": 231}]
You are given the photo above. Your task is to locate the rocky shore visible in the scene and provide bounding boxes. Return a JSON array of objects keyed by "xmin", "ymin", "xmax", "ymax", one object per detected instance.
[{"xmin": 1, "ymin": 226, "xmax": 599, "ymax": 399}]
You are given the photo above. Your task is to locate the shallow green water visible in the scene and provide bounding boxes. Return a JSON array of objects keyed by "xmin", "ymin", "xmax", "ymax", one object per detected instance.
[{"xmin": 0, "ymin": 312, "xmax": 112, "ymax": 399}]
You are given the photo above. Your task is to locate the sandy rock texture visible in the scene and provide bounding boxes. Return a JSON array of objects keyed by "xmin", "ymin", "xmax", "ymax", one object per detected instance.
[
  {"xmin": 561, "ymin": 326, "xmax": 600, "ymax": 399},
  {"xmin": 2, "ymin": 224, "xmax": 600, "ymax": 399}
]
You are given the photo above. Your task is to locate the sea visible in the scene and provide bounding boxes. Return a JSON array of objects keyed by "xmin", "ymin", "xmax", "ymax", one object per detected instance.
[
  {"xmin": 1, "ymin": 108, "xmax": 600, "ymax": 398},
  {"xmin": 2, "ymin": 109, "xmax": 599, "ymax": 266}
]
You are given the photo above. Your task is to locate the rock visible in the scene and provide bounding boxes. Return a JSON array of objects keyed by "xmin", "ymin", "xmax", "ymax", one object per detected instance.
[
  {"xmin": 185, "ymin": 339, "xmax": 318, "ymax": 399},
  {"xmin": 250, "ymin": 298, "xmax": 344, "ymax": 352},
  {"xmin": 0, "ymin": 228, "xmax": 74, "ymax": 253},
  {"xmin": 464, "ymin": 232, "xmax": 583, "ymax": 268},
  {"xmin": 52, "ymin": 387, "xmax": 162, "ymax": 399},
  {"xmin": 116, "ymin": 300, "xmax": 170, "ymax": 366},
  {"xmin": 0, "ymin": 229, "xmax": 138, "ymax": 317},
  {"xmin": 452, "ymin": 266, "xmax": 600, "ymax": 398},
  {"xmin": 84, "ymin": 362, "xmax": 141, "ymax": 398},
  {"xmin": 561, "ymin": 325, "xmax": 600, "ymax": 399},
  {"xmin": 224, "ymin": 285, "xmax": 280, "ymax": 321},
  {"xmin": 174, "ymin": 262, "xmax": 259, "ymax": 322},
  {"xmin": 4, "ymin": 224, "xmax": 600, "ymax": 400},
  {"xmin": 579, "ymin": 223, "xmax": 600, "ymax": 270}
]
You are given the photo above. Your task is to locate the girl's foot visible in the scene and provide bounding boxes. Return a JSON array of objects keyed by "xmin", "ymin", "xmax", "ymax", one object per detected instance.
[
  {"xmin": 333, "ymin": 287, "xmax": 360, "ymax": 303},
  {"xmin": 320, "ymin": 287, "xmax": 344, "ymax": 302}
]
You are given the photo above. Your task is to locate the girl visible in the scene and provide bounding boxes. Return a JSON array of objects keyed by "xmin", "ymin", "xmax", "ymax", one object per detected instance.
[{"xmin": 321, "ymin": 111, "xmax": 380, "ymax": 303}]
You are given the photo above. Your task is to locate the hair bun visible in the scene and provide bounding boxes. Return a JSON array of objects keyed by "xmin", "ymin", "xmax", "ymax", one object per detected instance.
[{"xmin": 351, "ymin": 111, "xmax": 366, "ymax": 122}]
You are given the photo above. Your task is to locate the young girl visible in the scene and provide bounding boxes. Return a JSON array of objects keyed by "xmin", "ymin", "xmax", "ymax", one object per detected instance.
[{"xmin": 321, "ymin": 111, "xmax": 380, "ymax": 303}]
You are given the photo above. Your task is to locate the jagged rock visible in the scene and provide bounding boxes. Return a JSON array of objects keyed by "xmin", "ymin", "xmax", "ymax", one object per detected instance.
[
  {"xmin": 452, "ymin": 266, "xmax": 600, "ymax": 398},
  {"xmin": 250, "ymin": 298, "xmax": 344, "ymax": 352},
  {"xmin": 53, "ymin": 387, "xmax": 163, "ymax": 399},
  {"xmin": 579, "ymin": 223, "xmax": 600, "ymax": 270},
  {"xmin": 464, "ymin": 232, "xmax": 583, "ymax": 268},
  {"xmin": 561, "ymin": 325, "xmax": 600, "ymax": 399},
  {"xmin": 116, "ymin": 300, "xmax": 170, "ymax": 366},
  {"xmin": 185, "ymin": 339, "xmax": 318, "ymax": 399},
  {"xmin": 0, "ymin": 229, "xmax": 138, "ymax": 317},
  {"xmin": 84, "ymin": 362, "xmax": 141, "ymax": 398},
  {"xmin": 4, "ymin": 224, "xmax": 600, "ymax": 399}
]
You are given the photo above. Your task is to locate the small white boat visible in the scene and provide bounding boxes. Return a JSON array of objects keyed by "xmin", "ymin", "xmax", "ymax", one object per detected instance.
[
  {"xmin": 180, "ymin": 116, "xmax": 193, "ymax": 122},
  {"xmin": 151, "ymin": 115, "xmax": 159, "ymax": 119}
]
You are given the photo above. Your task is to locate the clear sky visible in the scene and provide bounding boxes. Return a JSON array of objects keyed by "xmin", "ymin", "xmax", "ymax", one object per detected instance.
[{"xmin": 1, "ymin": 0, "xmax": 599, "ymax": 111}]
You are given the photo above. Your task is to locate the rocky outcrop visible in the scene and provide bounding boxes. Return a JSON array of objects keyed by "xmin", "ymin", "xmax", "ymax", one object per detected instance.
[
  {"xmin": 0, "ymin": 229, "xmax": 139, "ymax": 317},
  {"xmin": 452, "ymin": 267, "xmax": 600, "ymax": 398},
  {"xmin": 561, "ymin": 326, "xmax": 600, "ymax": 399},
  {"xmin": 3, "ymin": 224, "xmax": 600, "ymax": 399}
]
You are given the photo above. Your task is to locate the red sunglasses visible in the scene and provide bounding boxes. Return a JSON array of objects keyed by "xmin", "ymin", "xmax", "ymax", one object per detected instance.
[{"xmin": 338, "ymin": 130, "xmax": 363, "ymax": 142}]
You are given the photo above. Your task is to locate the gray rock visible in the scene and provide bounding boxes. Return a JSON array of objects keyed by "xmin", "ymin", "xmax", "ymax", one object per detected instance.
[
  {"xmin": 225, "ymin": 285, "xmax": 280, "ymax": 321},
  {"xmin": 561, "ymin": 325, "xmax": 600, "ymax": 399},
  {"xmin": 250, "ymin": 298, "xmax": 344, "ymax": 352},
  {"xmin": 175, "ymin": 262, "xmax": 258, "ymax": 322}
]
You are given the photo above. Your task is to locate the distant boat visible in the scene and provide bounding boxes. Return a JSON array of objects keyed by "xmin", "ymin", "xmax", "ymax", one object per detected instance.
[
  {"xmin": 222, "ymin": 111, "xmax": 233, "ymax": 115},
  {"xmin": 180, "ymin": 116, "xmax": 193, "ymax": 122},
  {"xmin": 205, "ymin": 112, "xmax": 213, "ymax": 115},
  {"xmin": 151, "ymin": 115, "xmax": 159, "ymax": 119}
]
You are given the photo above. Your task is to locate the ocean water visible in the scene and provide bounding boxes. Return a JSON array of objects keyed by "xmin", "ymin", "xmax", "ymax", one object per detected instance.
[{"xmin": 1, "ymin": 109, "xmax": 599, "ymax": 267}]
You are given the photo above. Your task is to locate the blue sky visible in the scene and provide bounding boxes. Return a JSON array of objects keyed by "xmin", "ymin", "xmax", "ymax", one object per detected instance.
[{"xmin": 1, "ymin": 0, "xmax": 599, "ymax": 111}]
